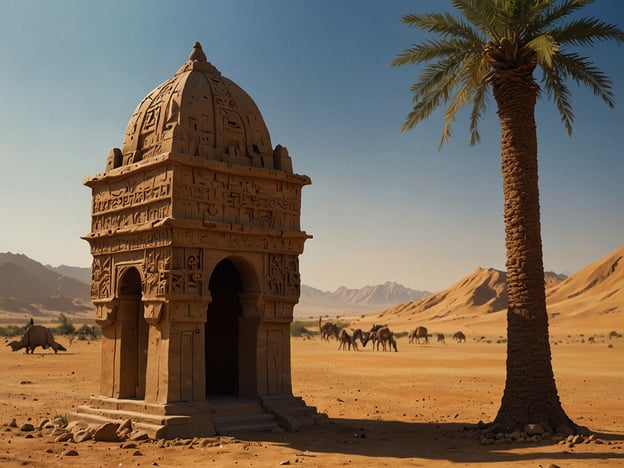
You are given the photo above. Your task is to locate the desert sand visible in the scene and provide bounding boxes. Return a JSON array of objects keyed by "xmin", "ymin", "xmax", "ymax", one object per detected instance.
[{"xmin": 1, "ymin": 328, "xmax": 622, "ymax": 468}]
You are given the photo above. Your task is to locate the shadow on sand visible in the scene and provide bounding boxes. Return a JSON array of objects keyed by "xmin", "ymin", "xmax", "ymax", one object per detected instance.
[{"xmin": 235, "ymin": 418, "xmax": 624, "ymax": 464}]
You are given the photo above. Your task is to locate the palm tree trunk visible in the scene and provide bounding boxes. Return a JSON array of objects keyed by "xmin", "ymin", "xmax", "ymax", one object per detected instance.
[{"xmin": 489, "ymin": 66, "xmax": 575, "ymax": 434}]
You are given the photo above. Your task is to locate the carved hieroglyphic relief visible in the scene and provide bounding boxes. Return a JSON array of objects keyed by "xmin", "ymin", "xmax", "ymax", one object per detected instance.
[
  {"xmin": 144, "ymin": 248, "xmax": 172, "ymax": 297},
  {"xmin": 91, "ymin": 169, "xmax": 173, "ymax": 233},
  {"xmin": 266, "ymin": 254, "xmax": 300, "ymax": 298},
  {"xmin": 91, "ymin": 256, "xmax": 112, "ymax": 299},
  {"xmin": 173, "ymin": 166, "xmax": 301, "ymax": 231},
  {"xmin": 171, "ymin": 229, "xmax": 306, "ymax": 255},
  {"xmin": 170, "ymin": 247, "xmax": 203, "ymax": 296},
  {"xmin": 89, "ymin": 230, "xmax": 172, "ymax": 256}
]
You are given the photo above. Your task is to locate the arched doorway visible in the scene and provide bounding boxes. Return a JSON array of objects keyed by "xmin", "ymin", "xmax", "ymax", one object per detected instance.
[
  {"xmin": 118, "ymin": 268, "xmax": 149, "ymax": 399},
  {"xmin": 205, "ymin": 259, "xmax": 242, "ymax": 395}
]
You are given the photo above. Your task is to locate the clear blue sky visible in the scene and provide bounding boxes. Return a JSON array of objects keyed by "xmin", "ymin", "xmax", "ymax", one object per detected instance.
[{"xmin": 0, "ymin": 1, "xmax": 622, "ymax": 292}]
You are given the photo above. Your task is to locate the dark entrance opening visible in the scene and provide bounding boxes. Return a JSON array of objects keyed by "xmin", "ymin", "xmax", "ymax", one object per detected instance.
[
  {"xmin": 205, "ymin": 259, "xmax": 242, "ymax": 395},
  {"xmin": 118, "ymin": 267, "xmax": 148, "ymax": 399}
]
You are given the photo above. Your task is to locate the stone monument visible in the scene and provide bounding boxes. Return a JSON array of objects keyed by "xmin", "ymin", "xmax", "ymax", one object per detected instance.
[{"xmin": 73, "ymin": 42, "xmax": 325, "ymax": 438}]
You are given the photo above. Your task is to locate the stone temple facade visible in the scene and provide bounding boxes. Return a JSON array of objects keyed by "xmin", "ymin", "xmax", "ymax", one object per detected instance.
[{"xmin": 73, "ymin": 42, "xmax": 326, "ymax": 438}]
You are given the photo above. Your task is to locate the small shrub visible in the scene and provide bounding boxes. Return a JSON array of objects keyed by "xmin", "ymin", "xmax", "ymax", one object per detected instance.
[
  {"xmin": 0, "ymin": 325, "xmax": 26, "ymax": 337},
  {"xmin": 76, "ymin": 324, "xmax": 99, "ymax": 338},
  {"xmin": 53, "ymin": 413, "xmax": 69, "ymax": 428},
  {"xmin": 291, "ymin": 321, "xmax": 309, "ymax": 337},
  {"xmin": 54, "ymin": 313, "xmax": 76, "ymax": 336},
  {"xmin": 336, "ymin": 321, "xmax": 349, "ymax": 330}
]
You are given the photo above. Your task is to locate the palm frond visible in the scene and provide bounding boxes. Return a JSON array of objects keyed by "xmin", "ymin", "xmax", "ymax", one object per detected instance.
[
  {"xmin": 541, "ymin": 66, "xmax": 574, "ymax": 135},
  {"xmin": 410, "ymin": 57, "xmax": 465, "ymax": 99},
  {"xmin": 451, "ymin": 0, "xmax": 501, "ymax": 41},
  {"xmin": 468, "ymin": 55, "xmax": 490, "ymax": 146},
  {"xmin": 550, "ymin": 18, "xmax": 624, "ymax": 47},
  {"xmin": 401, "ymin": 59, "xmax": 465, "ymax": 134},
  {"xmin": 401, "ymin": 12, "xmax": 485, "ymax": 43},
  {"xmin": 390, "ymin": 38, "xmax": 477, "ymax": 67},
  {"xmin": 532, "ymin": 0, "xmax": 596, "ymax": 35},
  {"xmin": 440, "ymin": 55, "xmax": 488, "ymax": 147},
  {"xmin": 553, "ymin": 52, "xmax": 616, "ymax": 108},
  {"xmin": 526, "ymin": 34, "xmax": 559, "ymax": 67}
]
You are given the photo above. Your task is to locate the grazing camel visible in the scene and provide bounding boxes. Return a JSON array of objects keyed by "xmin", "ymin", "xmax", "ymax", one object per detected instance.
[
  {"xmin": 338, "ymin": 329, "xmax": 358, "ymax": 351},
  {"xmin": 7, "ymin": 325, "xmax": 67, "ymax": 354},
  {"xmin": 453, "ymin": 331, "xmax": 466, "ymax": 343},
  {"xmin": 351, "ymin": 329, "xmax": 369, "ymax": 347},
  {"xmin": 361, "ymin": 324, "xmax": 387, "ymax": 347},
  {"xmin": 409, "ymin": 326, "xmax": 429, "ymax": 344},
  {"xmin": 318, "ymin": 317, "xmax": 339, "ymax": 342},
  {"xmin": 436, "ymin": 333, "xmax": 445, "ymax": 344},
  {"xmin": 386, "ymin": 334, "xmax": 398, "ymax": 352},
  {"xmin": 371, "ymin": 326, "xmax": 397, "ymax": 352}
]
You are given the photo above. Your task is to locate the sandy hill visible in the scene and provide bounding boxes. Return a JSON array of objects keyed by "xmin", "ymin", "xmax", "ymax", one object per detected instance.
[
  {"xmin": 355, "ymin": 245, "xmax": 623, "ymax": 336},
  {"xmin": 0, "ymin": 252, "xmax": 92, "ymax": 317},
  {"xmin": 546, "ymin": 244, "xmax": 623, "ymax": 331}
]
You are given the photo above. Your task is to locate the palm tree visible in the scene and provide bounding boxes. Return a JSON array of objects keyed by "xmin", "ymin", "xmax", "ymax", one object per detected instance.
[{"xmin": 391, "ymin": 0, "xmax": 623, "ymax": 434}]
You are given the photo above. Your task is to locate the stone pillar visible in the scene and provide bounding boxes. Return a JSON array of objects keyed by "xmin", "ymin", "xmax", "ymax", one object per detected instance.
[
  {"xmin": 143, "ymin": 300, "xmax": 167, "ymax": 404},
  {"xmin": 166, "ymin": 300, "xmax": 209, "ymax": 403},
  {"xmin": 257, "ymin": 321, "xmax": 293, "ymax": 397},
  {"xmin": 255, "ymin": 297, "xmax": 296, "ymax": 397},
  {"xmin": 94, "ymin": 299, "xmax": 118, "ymax": 398}
]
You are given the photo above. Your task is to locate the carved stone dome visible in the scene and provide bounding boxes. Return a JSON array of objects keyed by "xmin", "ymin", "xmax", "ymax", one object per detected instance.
[{"xmin": 114, "ymin": 42, "xmax": 286, "ymax": 171}]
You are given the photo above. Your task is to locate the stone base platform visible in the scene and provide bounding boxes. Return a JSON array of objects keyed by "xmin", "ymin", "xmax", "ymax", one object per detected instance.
[{"xmin": 71, "ymin": 395, "xmax": 327, "ymax": 439}]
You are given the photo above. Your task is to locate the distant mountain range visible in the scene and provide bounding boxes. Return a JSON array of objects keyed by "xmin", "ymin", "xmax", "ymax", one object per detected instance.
[
  {"xmin": 2, "ymin": 245, "xmax": 622, "ymax": 333},
  {"xmin": 0, "ymin": 253, "xmax": 92, "ymax": 317},
  {"xmin": 297, "ymin": 283, "xmax": 431, "ymax": 318},
  {"xmin": 0, "ymin": 252, "xmax": 430, "ymax": 319}
]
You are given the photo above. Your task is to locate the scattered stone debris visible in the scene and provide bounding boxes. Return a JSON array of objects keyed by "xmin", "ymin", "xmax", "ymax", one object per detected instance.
[
  {"xmin": 19, "ymin": 423, "xmax": 35, "ymax": 432},
  {"xmin": 443, "ymin": 421, "xmax": 610, "ymax": 447}
]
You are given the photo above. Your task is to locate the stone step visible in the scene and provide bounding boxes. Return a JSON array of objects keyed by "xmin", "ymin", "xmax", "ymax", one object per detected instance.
[
  {"xmin": 72, "ymin": 405, "xmax": 190, "ymax": 426},
  {"xmin": 211, "ymin": 412, "xmax": 279, "ymax": 435},
  {"xmin": 205, "ymin": 397, "xmax": 266, "ymax": 416},
  {"xmin": 276, "ymin": 404, "xmax": 318, "ymax": 417}
]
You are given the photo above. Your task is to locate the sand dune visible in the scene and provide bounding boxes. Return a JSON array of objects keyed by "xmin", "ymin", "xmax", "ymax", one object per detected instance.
[
  {"xmin": 547, "ymin": 245, "xmax": 623, "ymax": 331},
  {"xmin": 357, "ymin": 245, "xmax": 623, "ymax": 336}
]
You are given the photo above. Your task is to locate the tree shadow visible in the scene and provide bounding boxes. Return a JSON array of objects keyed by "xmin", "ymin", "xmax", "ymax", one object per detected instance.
[{"xmin": 235, "ymin": 418, "xmax": 624, "ymax": 464}]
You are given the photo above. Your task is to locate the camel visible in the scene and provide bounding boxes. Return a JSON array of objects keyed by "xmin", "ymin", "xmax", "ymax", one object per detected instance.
[
  {"xmin": 351, "ymin": 328, "xmax": 369, "ymax": 347},
  {"xmin": 371, "ymin": 326, "xmax": 397, "ymax": 352},
  {"xmin": 318, "ymin": 317, "xmax": 339, "ymax": 342},
  {"xmin": 338, "ymin": 329, "xmax": 358, "ymax": 351},
  {"xmin": 7, "ymin": 325, "xmax": 67, "ymax": 354},
  {"xmin": 409, "ymin": 326, "xmax": 429, "ymax": 344},
  {"xmin": 436, "ymin": 333, "xmax": 445, "ymax": 344},
  {"xmin": 453, "ymin": 331, "xmax": 466, "ymax": 343},
  {"xmin": 361, "ymin": 324, "xmax": 387, "ymax": 348}
]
